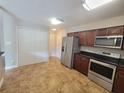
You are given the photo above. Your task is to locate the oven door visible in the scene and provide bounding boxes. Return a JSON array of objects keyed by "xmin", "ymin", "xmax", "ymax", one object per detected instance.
[{"xmin": 88, "ymin": 59, "xmax": 116, "ymax": 83}]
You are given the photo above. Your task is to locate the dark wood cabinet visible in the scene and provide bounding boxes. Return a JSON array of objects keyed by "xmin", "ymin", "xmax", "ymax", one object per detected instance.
[
  {"xmin": 96, "ymin": 28, "xmax": 108, "ymax": 36},
  {"xmin": 73, "ymin": 54, "xmax": 90, "ymax": 76},
  {"xmin": 86, "ymin": 30, "xmax": 96, "ymax": 47},
  {"xmin": 108, "ymin": 26, "xmax": 124, "ymax": 36},
  {"xmin": 113, "ymin": 67, "xmax": 124, "ymax": 93},
  {"xmin": 67, "ymin": 33, "xmax": 74, "ymax": 37},
  {"xmin": 79, "ymin": 32, "xmax": 87, "ymax": 46},
  {"xmin": 74, "ymin": 54, "xmax": 82, "ymax": 72},
  {"xmin": 67, "ymin": 25, "xmax": 124, "ymax": 50},
  {"xmin": 73, "ymin": 32, "xmax": 79, "ymax": 37}
]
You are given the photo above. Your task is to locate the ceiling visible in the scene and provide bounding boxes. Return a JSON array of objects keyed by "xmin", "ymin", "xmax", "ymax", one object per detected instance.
[{"xmin": 1, "ymin": 0, "xmax": 124, "ymax": 28}]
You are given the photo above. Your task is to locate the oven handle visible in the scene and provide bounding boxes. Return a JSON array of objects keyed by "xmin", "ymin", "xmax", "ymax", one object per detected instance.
[{"xmin": 90, "ymin": 59, "xmax": 116, "ymax": 69}]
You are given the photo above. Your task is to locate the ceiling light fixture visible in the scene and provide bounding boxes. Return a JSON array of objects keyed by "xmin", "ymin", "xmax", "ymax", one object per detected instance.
[
  {"xmin": 82, "ymin": 0, "xmax": 113, "ymax": 11},
  {"xmin": 51, "ymin": 29, "xmax": 57, "ymax": 31},
  {"xmin": 50, "ymin": 18, "xmax": 64, "ymax": 25}
]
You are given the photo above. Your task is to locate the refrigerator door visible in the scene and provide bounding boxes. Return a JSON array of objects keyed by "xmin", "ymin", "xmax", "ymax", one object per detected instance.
[
  {"xmin": 61, "ymin": 37, "xmax": 67, "ymax": 65},
  {"xmin": 0, "ymin": 53, "xmax": 5, "ymax": 88},
  {"xmin": 61, "ymin": 37, "xmax": 74, "ymax": 68}
]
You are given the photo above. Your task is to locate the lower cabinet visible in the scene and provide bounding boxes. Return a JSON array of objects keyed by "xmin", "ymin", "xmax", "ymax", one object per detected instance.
[
  {"xmin": 73, "ymin": 54, "xmax": 90, "ymax": 76},
  {"xmin": 113, "ymin": 67, "xmax": 124, "ymax": 93}
]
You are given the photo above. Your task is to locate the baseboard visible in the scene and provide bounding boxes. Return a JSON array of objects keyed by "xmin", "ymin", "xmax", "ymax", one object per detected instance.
[
  {"xmin": 5, "ymin": 65, "xmax": 18, "ymax": 70},
  {"xmin": 0, "ymin": 78, "xmax": 4, "ymax": 88},
  {"xmin": 49, "ymin": 56, "xmax": 60, "ymax": 60}
]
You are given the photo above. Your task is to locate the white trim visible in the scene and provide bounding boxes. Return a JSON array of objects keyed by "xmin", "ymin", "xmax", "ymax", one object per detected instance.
[
  {"xmin": 5, "ymin": 65, "xmax": 18, "ymax": 70},
  {"xmin": 0, "ymin": 78, "xmax": 4, "ymax": 88},
  {"xmin": 16, "ymin": 26, "xmax": 19, "ymax": 68}
]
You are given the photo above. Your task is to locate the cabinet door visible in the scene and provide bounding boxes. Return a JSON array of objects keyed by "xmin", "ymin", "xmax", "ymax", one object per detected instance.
[
  {"xmin": 74, "ymin": 54, "xmax": 90, "ymax": 76},
  {"xmin": 80, "ymin": 56, "xmax": 90, "ymax": 76},
  {"xmin": 96, "ymin": 28, "xmax": 108, "ymax": 36},
  {"xmin": 79, "ymin": 32, "xmax": 87, "ymax": 46},
  {"xmin": 73, "ymin": 32, "xmax": 79, "ymax": 37},
  {"xmin": 86, "ymin": 30, "xmax": 96, "ymax": 47},
  {"xmin": 113, "ymin": 67, "xmax": 124, "ymax": 93},
  {"xmin": 73, "ymin": 54, "xmax": 81, "ymax": 72},
  {"xmin": 67, "ymin": 33, "xmax": 74, "ymax": 37},
  {"xmin": 108, "ymin": 26, "xmax": 124, "ymax": 36}
]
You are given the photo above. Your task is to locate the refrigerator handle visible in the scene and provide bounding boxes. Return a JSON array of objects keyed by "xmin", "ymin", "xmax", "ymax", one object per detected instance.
[
  {"xmin": 64, "ymin": 44, "xmax": 67, "ymax": 56},
  {"xmin": 62, "ymin": 46, "xmax": 64, "ymax": 52}
]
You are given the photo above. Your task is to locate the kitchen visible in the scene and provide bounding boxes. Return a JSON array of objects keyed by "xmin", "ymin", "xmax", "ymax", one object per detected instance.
[
  {"xmin": 0, "ymin": 0, "xmax": 124, "ymax": 93},
  {"xmin": 61, "ymin": 25, "xmax": 124, "ymax": 93}
]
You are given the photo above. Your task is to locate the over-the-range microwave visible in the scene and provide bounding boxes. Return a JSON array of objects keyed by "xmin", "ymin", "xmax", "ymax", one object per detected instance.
[{"xmin": 94, "ymin": 35, "xmax": 123, "ymax": 49}]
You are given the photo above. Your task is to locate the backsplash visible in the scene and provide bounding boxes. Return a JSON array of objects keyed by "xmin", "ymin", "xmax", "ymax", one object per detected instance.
[{"xmin": 80, "ymin": 46, "xmax": 124, "ymax": 59}]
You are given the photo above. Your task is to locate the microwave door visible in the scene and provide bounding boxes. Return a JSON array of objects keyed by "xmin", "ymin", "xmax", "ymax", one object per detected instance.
[
  {"xmin": 114, "ymin": 38, "xmax": 117, "ymax": 46},
  {"xmin": 94, "ymin": 36, "xmax": 123, "ymax": 49}
]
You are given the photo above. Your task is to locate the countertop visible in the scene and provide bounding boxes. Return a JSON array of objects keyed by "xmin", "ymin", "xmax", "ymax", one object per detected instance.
[{"xmin": 76, "ymin": 51, "xmax": 124, "ymax": 67}]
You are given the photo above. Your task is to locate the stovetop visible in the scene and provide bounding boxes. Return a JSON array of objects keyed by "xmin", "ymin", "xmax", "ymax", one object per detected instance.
[{"xmin": 80, "ymin": 51, "xmax": 121, "ymax": 66}]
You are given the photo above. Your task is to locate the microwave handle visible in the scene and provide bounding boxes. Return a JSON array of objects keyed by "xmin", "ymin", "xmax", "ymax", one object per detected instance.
[{"xmin": 114, "ymin": 38, "xmax": 117, "ymax": 46}]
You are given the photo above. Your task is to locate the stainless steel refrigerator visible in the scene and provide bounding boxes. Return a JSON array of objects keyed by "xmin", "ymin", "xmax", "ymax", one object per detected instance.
[{"xmin": 61, "ymin": 37, "xmax": 79, "ymax": 68}]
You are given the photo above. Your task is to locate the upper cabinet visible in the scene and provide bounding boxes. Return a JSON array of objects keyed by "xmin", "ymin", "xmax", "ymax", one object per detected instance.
[
  {"xmin": 96, "ymin": 26, "xmax": 124, "ymax": 36},
  {"xmin": 67, "ymin": 32, "xmax": 87, "ymax": 46},
  {"xmin": 67, "ymin": 33, "xmax": 74, "ymax": 37},
  {"xmin": 67, "ymin": 25, "xmax": 124, "ymax": 49},
  {"xmin": 86, "ymin": 30, "xmax": 96, "ymax": 47},
  {"xmin": 96, "ymin": 28, "xmax": 108, "ymax": 36},
  {"xmin": 108, "ymin": 26, "xmax": 124, "ymax": 36},
  {"xmin": 73, "ymin": 32, "xmax": 80, "ymax": 37},
  {"xmin": 79, "ymin": 32, "xmax": 87, "ymax": 46}
]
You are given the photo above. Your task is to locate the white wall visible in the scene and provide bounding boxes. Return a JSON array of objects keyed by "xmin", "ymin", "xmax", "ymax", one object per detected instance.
[
  {"xmin": 17, "ymin": 26, "xmax": 49, "ymax": 66},
  {"xmin": 1, "ymin": 8, "xmax": 49, "ymax": 67},
  {"xmin": 55, "ymin": 29, "xmax": 67, "ymax": 59},
  {"xmin": 49, "ymin": 31, "xmax": 56, "ymax": 57},
  {"xmin": 68, "ymin": 15, "xmax": 124, "ymax": 32},
  {"xmin": 49, "ymin": 29, "xmax": 67, "ymax": 59},
  {"xmin": 0, "ymin": 9, "xmax": 18, "ymax": 68}
]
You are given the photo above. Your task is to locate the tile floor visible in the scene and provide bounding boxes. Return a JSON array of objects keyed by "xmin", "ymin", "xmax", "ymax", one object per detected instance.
[{"xmin": 0, "ymin": 58, "xmax": 110, "ymax": 93}]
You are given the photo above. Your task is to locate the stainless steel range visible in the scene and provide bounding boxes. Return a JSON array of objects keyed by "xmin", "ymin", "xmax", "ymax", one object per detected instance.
[{"xmin": 88, "ymin": 52, "xmax": 120, "ymax": 91}]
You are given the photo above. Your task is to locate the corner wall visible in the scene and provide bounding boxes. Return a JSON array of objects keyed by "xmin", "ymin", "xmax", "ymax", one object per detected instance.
[{"xmin": 49, "ymin": 29, "xmax": 67, "ymax": 59}]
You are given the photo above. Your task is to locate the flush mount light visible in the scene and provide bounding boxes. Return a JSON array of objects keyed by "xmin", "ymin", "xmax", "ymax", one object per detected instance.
[
  {"xmin": 50, "ymin": 18, "xmax": 64, "ymax": 25},
  {"xmin": 82, "ymin": 0, "xmax": 113, "ymax": 11},
  {"xmin": 51, "ymin": 29, "xmax": 57, "ymax": 31}
]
